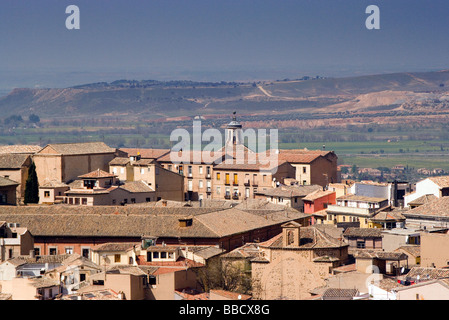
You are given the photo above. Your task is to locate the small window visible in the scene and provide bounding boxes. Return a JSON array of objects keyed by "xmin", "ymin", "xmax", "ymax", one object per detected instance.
[
  {"xmin": 44, "ymin": 191, "xmax": 50, "ymax": 198},
  {"xmin": 114, "ymin": 254, "xmax": 121, "ymax": 263},
  {"xmin": 161, "ymin": 252, "xmax": 167, "ymax": 259},
  {"xmin": 49, "ymin": 248, "xmax": 57, "ymax": 255},
  {"xmin": 356, "ymin": 241, "xmax": 366, "ymax": 249},
  {"xmin": 153, "ymin": 252, "xmax": 159, "ymax": 259},
  {"xmin": 303, "ymin": 167, "xmax": 307, "ymax": 174},
  {"xmin": 65, "ymin": 247, "xmax": 74, "ymax": 254}
]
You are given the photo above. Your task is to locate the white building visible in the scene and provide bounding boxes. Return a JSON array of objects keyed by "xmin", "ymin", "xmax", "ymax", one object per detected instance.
[{"xmin": 404, "ymin": 176, "xmax": 449, "ymax": 208}]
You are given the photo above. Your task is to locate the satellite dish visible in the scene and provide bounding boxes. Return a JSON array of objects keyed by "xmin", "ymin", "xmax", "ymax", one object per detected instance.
[{"xmin": 401, "ymin": 267, "xmax": 405, "ymax": 274}]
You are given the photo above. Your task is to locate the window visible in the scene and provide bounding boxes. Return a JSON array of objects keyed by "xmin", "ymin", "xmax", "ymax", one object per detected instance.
[
  {"xmin": 146, "ymin": 197, "xmax": 151, "ymax": 202},
  {"xmin": 141, "ymin": 168, "xmax": 145, "ymax": 174},
  {"xmin": 34, "ymin": 247, "xmax": 41, "ymax": 256},
  {"xmin": 82, "ymin": 198, "xmax": 87, "ymax": 205},
  {"xmin": 216, "ymin": 172, "xmax": 220, "ymax": 180},
  {"xmin": 82, "ymin": 248, "xmax": 90, "ymax": 258},
  {"xmin": 356, "ymin": 241, "xmax": 366, "ymax": 249},
  {"xmin": 8, "ymin": 249, "xmax": 13, "ymax": 259},
  {"xmin": 188, "ymin": 166, "xmax": 192, "ymax": 175},
  {"xmin": 114, "ymin": 254, "xmax": 121, "ymax": 263},
  {"xmin": 161, "ymin": 252, "xmax": 167, "ymax": 259},
  {"xmin": 216, "ymin": 186, "xmax": 221, "ymax": 195},
  {"xmin": 199, "ymin": 180, "xmax": 203, "ymax": 189},
  {"xmin": 153, "ymin": 252, "xmax": 159, "ymax": 259},
  {"xmin": 303, "ymin": 167, "xmax": 307, "ymax": 174},
  {"xmin": 80, "ymin": 274, "xmax": 86, "ymax": 282},
  {"xmin": 131, "ymin": 198, "xmax": 136, "ymax": 203},
  {"xmin": 44, "ymin": 191, "xmax": 50, "ymax": 198},
  {"xmin": 120, "ymin": 167, "xmax": 125, "ymax": 174},
  {"xmin": 113, "ymin": 167, "xmax": 117, "ymax": 174},
  {"xmin": 225, "ymin": 173, "xmax": 230, "ymax": 184},
  {"xmin": 233, "ymin": 173, "xmax": 238, "ymax": 184},
  {"xmin": 65, "ymin": 247, "xmax": 74, "ymax": 254},
  {"xmin": 199, "ymin": 166, "xmax": 203, "ymax": 174},
  {"xmin": 49, "ymin": 247, "xmax": 57, "ymax": 255}
]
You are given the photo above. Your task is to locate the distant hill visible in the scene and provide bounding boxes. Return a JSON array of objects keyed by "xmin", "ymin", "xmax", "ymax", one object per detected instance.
[{"xmin": 1, "ymin": 70, "xmax": 448, "ymax": 119}]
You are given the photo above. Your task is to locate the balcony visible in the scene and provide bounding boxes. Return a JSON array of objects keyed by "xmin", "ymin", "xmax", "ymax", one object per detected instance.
[
  {"xmin": 206, "ymin": 187, "xmax": 211, "ymax": 193},
  {"xmin": 233, "ymin": 181, "xmax": 239, "ymax": 186},
  {"xmin": 224, "ymin": 194, "xmax": 231, "ymax": 200},
  {"xmin": 244, "ymin": 181, "xmax": 250, "ymax": 186},
  {"xmin": 232, "ymin": 195, "xmax": 239, "ymax": 200},
  {"xmin": 206, "ymin": 174, "xmax": 211, "ymax": 179}
]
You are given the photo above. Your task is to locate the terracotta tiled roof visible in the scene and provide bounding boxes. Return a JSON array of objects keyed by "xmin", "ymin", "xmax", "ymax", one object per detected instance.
[
  {"xmin": 337, "ymin": 194, "xmax": 387, "ymax": 203},
  {"xmin": 40, "ymin": 142, "xmax": 116, "ymax": 155},
  {"xmin": 343, "ymin": 227, "xmax": 383, "ymax": 238},
  {"xmin": 395, "ymin": 245, "xmax": 420, "ymax": 257},
  {"xmin": 92, "ymin": 242, "xmax": 140, "ymax": 252},
  {"xmin": 0, "ymin": 206, "xmax": 306, "ymax": 239},
  {"xmin": 428, "ymin": 176, "xmax": 449, "ymax": 188},
  {"xmin": 0, "ymin": 145, "xmax": 41, "ymax": 154},
  {"xmin": 78, "ymin": 169, "xmax": 117, "ymax": 179},
  {"xmin": 405, "ymin": 267, "xmax": 449, "ymax": 280},
  {"xmin": 109, "ymin": 157, "xmax": 130, "ymax": 166},
  {"xmin": 120, "ymin": 148, "xmax": 170, "ymax": 159},
  {"xmin": 408, "ymin": 194, "xmax": 438, "ymax": 206},
  {"xmin": 302, "ymin": 189, "xmax": 335, "ymax": 202},
  {"xmin": 256, "ymin": 185, "xmax": 322, "ymax": 198},
  {"xmin": 353, "ymin": 250, "xmax": 408, "ymax": 260},
  {"xmin": 120, "ymin": 181, "xmax": 154, "ymax": 193},
  {"xmin": 405, "ymin": 196, "xmax": 449, "ymax": 218},
  {"xmin": 259, "ymin": 226, "xmax": 346, "ymax": 250}
]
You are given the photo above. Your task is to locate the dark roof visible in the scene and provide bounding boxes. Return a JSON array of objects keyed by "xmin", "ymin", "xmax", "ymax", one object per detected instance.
[
  {"xmin": 322, "ymin": 288, "xmax": 359, "ymax": 299},
  {"xmin": 0, "ymin": 154, "xmax": 30, "ymax": 169},
  {"xmin": 0, "ymin": 176, "xmax": 19, "ymax": 187}
]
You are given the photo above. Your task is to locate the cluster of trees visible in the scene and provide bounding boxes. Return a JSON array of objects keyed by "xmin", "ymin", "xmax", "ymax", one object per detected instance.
[{"xmin": 3, "ymin": 114, "xmax": 40, "ymax": 127}]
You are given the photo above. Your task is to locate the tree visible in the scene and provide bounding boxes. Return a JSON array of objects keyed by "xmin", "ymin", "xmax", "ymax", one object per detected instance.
[
  {"xmin": 28, "ymin": 114, "xmax": 40, "ymax": 123},
  {"xmin": 24, "ymin": 161, "xmax": 39, "ymax": 204}
]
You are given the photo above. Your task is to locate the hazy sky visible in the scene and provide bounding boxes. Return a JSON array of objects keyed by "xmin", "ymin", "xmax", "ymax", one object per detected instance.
[{"xmin": 0, "ymin": 0, "xmax": 449, "ymax": 90}]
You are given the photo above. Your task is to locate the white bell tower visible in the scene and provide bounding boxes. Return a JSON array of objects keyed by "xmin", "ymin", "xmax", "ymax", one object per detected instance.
[{"xmin": 225, "ymin": 111, "xmax": 243, "ymax": 146}]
